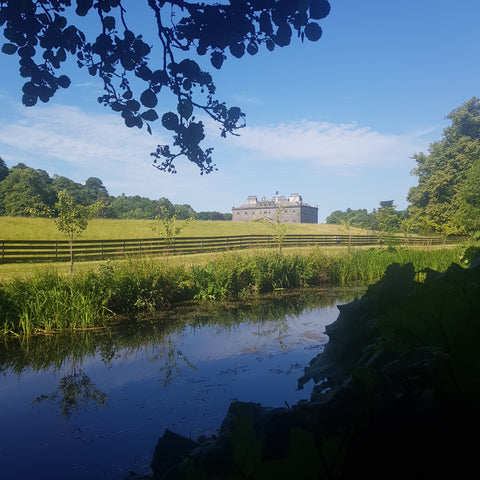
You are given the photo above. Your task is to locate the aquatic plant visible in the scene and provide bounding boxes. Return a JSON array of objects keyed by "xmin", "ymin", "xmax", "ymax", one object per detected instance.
[{"xmin": 0, "ymin": 246, "xmax": 468, "ymax": 336}]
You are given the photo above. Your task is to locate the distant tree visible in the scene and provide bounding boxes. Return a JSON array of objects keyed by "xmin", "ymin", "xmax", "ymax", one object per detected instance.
[
  {"xmin": 407, "ymin": 98, "xmax": 480, "ymax": 237},
  {"xmin": 0, "ymin": 164, "xmax": 56, "ymax": 216},
  {"xmin": 85, "ymin": 177, "xmax": 108, "ymax": 200},
  {"xmin": 158, "ymin": 197, "xmax": 175, "ymax": 217},
  {"xmin": 52, "ymin": 175, "xmax": 91, "ymax": 205},
  {"xmin": 373, "ymin": 201, "xmax": 403, "ymax": 243},
  {"xmin": 107, "ymin": 194, "xmax": 160, "ymax": 219},
  {"xmin": 326, "ymin": 208, "xmax": 375, "ymax": 230},
  {"xmin": 0, "ymin": 156, "xmax": 7, "ymax": 215},
  {"xmin": 456, "ymin": 158, "xmax": 480, "ymax": 236},
  {"xmin": 54, "ymin": 189, "xmax": 103, "ymax": 275},
  {"xmin": 0, "ymin": 0, "xmax": 330, "ymax": 172},
  {"xmin": 174, "ymin": 203, "xmax": 196, "ymax": 220},
  {"xmin": 0, "ymin": 156, "xmax": 8, "ymax": 182}
]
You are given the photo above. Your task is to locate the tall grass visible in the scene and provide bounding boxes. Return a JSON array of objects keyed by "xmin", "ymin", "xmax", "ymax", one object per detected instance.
[{"xmin": 0, "ymin": 246, "xmax": 470, "ymax": 336}]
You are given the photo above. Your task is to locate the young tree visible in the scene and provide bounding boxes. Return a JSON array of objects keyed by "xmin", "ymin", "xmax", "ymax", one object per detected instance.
[
  {"xmin": 54, "ymin": 189, "xmax": 102, "ymax": 275},
  {"xmin": 257, "ymin": 206, "xmax": 289, "ymax": 251},
  {"xmin": 149, "ymin": 205, "xmax": 193, "ymax": 258},
  {"xmin": 0, "ymin": 0, "xmax": 330, "ymax": 172}
]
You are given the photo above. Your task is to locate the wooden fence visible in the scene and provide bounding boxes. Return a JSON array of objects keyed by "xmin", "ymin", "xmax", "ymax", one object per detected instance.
[{"xmin": 0, "ymin": 234, "xmax": 459, "ymax": 264}]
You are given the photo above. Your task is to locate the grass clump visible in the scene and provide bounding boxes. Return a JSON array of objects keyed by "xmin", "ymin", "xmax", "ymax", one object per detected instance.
[{"xmin": 0, "ymin": 246, "xmax": 470, "ymax": 336}]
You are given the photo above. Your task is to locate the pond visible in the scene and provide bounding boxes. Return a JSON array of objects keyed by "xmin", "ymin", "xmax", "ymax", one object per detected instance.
[{"xmin": 0, "ymin": 289, "xmax": 362, "ymax": 479}]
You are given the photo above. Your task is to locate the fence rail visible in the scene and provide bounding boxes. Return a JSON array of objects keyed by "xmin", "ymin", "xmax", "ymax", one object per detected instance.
[{"xmin": 0, "ymin": 234, "xmax": 460, "ymax": 264}]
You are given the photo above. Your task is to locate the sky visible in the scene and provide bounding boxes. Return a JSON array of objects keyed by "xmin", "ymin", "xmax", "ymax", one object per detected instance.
[{"xmin": 0, "ymin": 0, "xmax": 479, "ymax": 222}]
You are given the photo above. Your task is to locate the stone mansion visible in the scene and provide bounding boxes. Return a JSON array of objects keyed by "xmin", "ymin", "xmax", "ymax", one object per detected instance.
[{"xmin": 232, "ymin": 193, "xmax": 318, "ymax": 224}]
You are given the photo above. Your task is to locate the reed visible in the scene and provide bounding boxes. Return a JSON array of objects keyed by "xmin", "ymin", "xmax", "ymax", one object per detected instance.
[{"xmin": 0, "ymin": 245, "xmax": 471, "ymax": 336}]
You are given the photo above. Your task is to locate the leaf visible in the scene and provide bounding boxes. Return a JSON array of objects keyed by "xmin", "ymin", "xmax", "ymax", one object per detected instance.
[
  {"xmin": 22, "ymin": 91, "xmax": 37, "ymax": 107},
  {"xmin": 177, "ymin": 99, "xmax": 193, "ymax": 120},
  {"xmin": 305, "ymin": 22, "xmax": 322, "ymax": 41},
  {"xmin": 310, "ymin": 0, "xmax": 331, "ymax": 20},
  {"xmin": 229, "ymin": 42, "xmax": 245, "ymax": 59},
  {"xmin": 57, "ymin": 75, "xmax": 71, "ymax": 89},
  {"xmin": 75, "ymin": 0, "xmax": 94, "ymax": 16},
  {"xmin": 246, "ymin": 42, "xmax": 258, "ymax": 55},
  {"xmin": 274, "ymin": 23, "xmax": 292, "ymax": 47},
  {"xmin": 103, "ymin": 15, "xmax": 115, "ymax": 31},
  {"xmin": 210, "ymin": 51, "xmax": 224, "ymax": 69},
  {"xmin": 2, "ymin": 43, "xmax": 17, "ymax": 55},
  {"xmin": 126, "ymin": 99, "xmax": 140, "ymax": 112},
  {"xmin": 162, "ymin": 112, "xmax": 179, "ymax": 131},
  {"xmin": 152, "ymin": 69, "xmax": 168, "ymax": 85},
  {"xmin": 140, "ymin": 88, "xmax": 157, "ymax": 108},
  {"xmin": 136, "ymin": 64, "xmax": 153, "ymax": 81},
  {"xmin": 141, "ymin": 109, "xmax": 159, "ymax": 122}
]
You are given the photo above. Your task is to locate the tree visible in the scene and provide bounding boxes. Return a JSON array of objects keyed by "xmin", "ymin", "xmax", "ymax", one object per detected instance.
[
  {"xmin": 0, "ymin": 0, "xmax": 330, "ymax": 172},
  {"xmin": 456, "ymin": 157, "xmax": 480, "ymax": 236},
  {"xmin": 256, "ymin": 206, "xmax": 288, "ymax": 251},
  {"xmin": 0, "ymin": 156, "xmax": 7, "ymax": 215},
  {"xmin": 174, "ymin": 203, "xmax": 195, "ymax": 220},
  {"xmin": 373, "ymin": 200, "xmax": 403, "ymax": 243},
  {"xmin": 54, "ymin": 189, "xmax": 102, "ymax": 274},
  {"xmin": 0, "ymin": 164, "xmax": 56, "ymax": 216},
  {"xmin": 52, "ymin": 175, "xmax": 91, "ymax": 205},
  {"xmin": 407, "ymin": 98, "xmax": 480, "ymax": 237},
  {"xmin": 149, "ymin": 205, "xmax": 193, "ymax": 257},
  {"xmin": 326, "ymin": 207, "xmax": 375, "ymax": 230},
  {"xmin": 85, "ymin": 177, "xmax": 108, "ymax": 201},
  {"xmin": 0, "ymin": 156, "xmax": 8, "ymax": 182}
]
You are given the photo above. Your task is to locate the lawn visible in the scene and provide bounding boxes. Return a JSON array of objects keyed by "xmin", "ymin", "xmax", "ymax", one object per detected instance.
[{"xmin": 0, "ymin": 217, "xmax": 361, "ymax": 241}]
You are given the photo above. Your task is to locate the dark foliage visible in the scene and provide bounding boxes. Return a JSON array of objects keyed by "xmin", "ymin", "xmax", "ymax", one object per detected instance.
[{"xmin": 0, "ymin": 0, "xmax": 330, "ymax": 172}]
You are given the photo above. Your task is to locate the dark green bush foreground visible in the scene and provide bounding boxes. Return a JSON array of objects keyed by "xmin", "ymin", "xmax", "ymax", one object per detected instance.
[
  {"xmin": 0, "ymin": 246, "xmax": 472, "ymax": 335},
  {"xmin": 148, "ymin": 251, "xmax": 480, "ymax": 480}
]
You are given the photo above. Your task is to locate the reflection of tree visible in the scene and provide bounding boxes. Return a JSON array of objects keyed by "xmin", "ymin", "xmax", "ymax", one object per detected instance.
[
  {"xmin": 32, "ymin": 366, "xmax": 107, "ymax": 419},
  {"xmin": 1, "ymin": 289, "xmax": 362, "ymax": 381},
  {"xmin": 152, "ymin": 336, "xmax": 196, "ymax": 386}
]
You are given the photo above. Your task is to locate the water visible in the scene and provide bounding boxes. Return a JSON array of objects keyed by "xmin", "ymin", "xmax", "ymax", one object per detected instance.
[{"xmin": 0, "ymin": 290, "xmax": 360, "ymax": 479}]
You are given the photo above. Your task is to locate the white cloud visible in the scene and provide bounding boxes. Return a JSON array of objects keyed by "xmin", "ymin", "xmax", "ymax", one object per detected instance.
[
  {"xmin": 0, "ymin": 102, "xmax": 430, "ymax": 214},
  {"xmin": 0, "ymin": 103, "xmax": 233, "ymax": 208},
  {"xmin": 0, "ymin": 104, "xmax": 160, "ymax": 169},
  {"xmin": 227, "ymin": 120, "xmax": 427, "ymax": 168}
]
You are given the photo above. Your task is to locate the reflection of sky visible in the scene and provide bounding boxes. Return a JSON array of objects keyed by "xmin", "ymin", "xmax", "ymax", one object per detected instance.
[{"xmin": 0, "ymin": 303, "xmax": 341, "ymax": 479}]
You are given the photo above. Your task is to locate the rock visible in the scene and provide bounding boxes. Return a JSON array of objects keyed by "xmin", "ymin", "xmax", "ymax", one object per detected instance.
[{"xmin": 150, "ymin": 429, "xmax": 198, "ymax": 479}]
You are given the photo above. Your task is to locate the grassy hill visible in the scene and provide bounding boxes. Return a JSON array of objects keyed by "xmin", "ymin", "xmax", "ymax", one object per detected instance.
[{"xmin": 0, "ymin": 217, "xmax": 361, "ymax": 241}]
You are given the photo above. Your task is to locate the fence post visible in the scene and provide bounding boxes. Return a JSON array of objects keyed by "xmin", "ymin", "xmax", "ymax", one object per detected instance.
[
  {"xmin": 101, "ymin": 241, "xmax": 104, "ymax": 260},
  {"xmin": 123, "ymin": 240, "xmax": 126, "ymax": 257},
  {"xmin": 139, "ymin": 240, "xmax": 142, "ymax": 255}
]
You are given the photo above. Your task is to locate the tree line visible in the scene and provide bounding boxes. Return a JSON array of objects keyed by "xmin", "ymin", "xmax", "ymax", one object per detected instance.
[
  {"xmin": 327, "ymin": 98, "xmax": 480, "ymax": 239},
  {"xmin": 0, "ymin": 160, "xmax": 231, "ymax": 221},
  {"xmin": 326, "ymin": 201, "xmax": 404, "ymax": 234}
]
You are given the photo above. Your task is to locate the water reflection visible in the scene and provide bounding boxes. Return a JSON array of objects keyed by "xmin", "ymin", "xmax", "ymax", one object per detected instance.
[
  {"xmin": 0, "ymin": 288, "xmax": 362, "ymax": 479},
  {"xmin": 32, "ymin": 366, "xmax": 108, "ymax": 419}
]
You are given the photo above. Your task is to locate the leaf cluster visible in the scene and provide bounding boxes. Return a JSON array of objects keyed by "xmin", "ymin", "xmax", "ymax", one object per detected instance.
[{"xmin": 0, "ymin": 0, "xmax": 330, "ymax": 172}]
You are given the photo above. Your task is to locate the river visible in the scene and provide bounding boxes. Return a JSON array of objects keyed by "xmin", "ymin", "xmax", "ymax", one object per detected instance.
[{"xmin": 0, "ymin": 289, "xmax": 362, "ymax": 479}]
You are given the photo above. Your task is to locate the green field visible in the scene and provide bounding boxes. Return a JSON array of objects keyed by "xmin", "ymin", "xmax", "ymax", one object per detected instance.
[{"xmin": 0, "ymin": 217, "xmax": 359, "ymax": 241}]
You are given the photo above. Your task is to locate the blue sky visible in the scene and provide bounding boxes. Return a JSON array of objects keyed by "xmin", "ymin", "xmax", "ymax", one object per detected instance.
[{"xmin": 1, "ymin": 0, "xmax": 479, "ymax": 222}]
